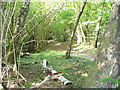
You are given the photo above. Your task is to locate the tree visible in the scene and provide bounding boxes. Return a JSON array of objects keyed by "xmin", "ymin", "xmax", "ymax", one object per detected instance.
[
  {"xmin": 65, "ymin": 1, "xmax": 87, "ymax": 59},
  {"xmin": 0, "ymin": 1, "xmax": 3, "ymax": 89},
  {"xmin": 9, "ymin": 0, "xmax": 31, "ymax": 64},
  {"xmin": 94, "ymin": 1, "xmax": 120, "ymax": 88},
  {"xmin": 94, "ymin": 16, "xmax": 102, "ymax": 48}
]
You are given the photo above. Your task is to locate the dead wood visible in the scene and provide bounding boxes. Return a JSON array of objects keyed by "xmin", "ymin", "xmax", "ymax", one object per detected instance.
[
  {"xmin": 30, "ymin": 73, "xmax": 62, "ymax": 88},
  {"xmin": 42, "ymin": 59, "xmax": 72, "ymax": 85},
  {"xmin": 30, "ymin": 59, "xmax": 72, "ymax": 88}
]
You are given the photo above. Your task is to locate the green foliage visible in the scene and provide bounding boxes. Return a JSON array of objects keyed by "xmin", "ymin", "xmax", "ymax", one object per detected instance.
[
  {"xmin": 5, "ymin": 1, "xmax": 112, "ymax": 51},
  {"xmin": 3, "ymin": 1, "xmax": 112, "ymax": 53},
  {"xmin": 20, "ymin": 82, "xmax": 31, "ymax": 88},
  {"xmin": 79, "ymin": 2, "xmax": 111, "ymax": 42},
  {"xmin": 51, "ymin": 4, "xmax": 75, "ymax": 41},
  {"xmin": 50, "ymin": 2, "xmax": 111, "ymax": 43},
  {"xmin": 101, "ymin": 77, "xmax": 120, "ymax": 87},
  {"xmin": 3, "ymin": 1, "xmax": 113, "ymax": 88},
  {"xmin": 101, "ymin": 77, "xmax": 112, "ymax": 82},
  {"xmin": 20, "ymin": 50, "xmax": 97, "ymax": 88}
]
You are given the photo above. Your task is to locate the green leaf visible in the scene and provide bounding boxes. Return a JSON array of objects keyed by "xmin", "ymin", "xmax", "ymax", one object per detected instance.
[{"xmin": 100, "ymin": 77, "xmax": 112, "ymax": 82}]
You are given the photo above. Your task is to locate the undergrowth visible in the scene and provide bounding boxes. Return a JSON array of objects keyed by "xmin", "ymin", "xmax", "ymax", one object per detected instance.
[{"xmin": 20, "ymin": 49, "xmax": 97, "ymax": 88}]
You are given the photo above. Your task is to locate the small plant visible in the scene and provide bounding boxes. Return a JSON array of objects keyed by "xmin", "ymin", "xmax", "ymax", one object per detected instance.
[{"xmin": 101, "ymin": 77, "xmax": 120, "ymax": 88}]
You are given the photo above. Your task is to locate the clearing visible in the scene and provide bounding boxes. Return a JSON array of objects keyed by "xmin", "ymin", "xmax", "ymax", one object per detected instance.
[{"xmin": 19, "ymin": 41, "xmax": 97, "ymax": 88}]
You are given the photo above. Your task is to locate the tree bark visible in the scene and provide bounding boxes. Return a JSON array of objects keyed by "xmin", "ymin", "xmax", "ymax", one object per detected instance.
[
  {"xmin": 76, "ymin": 26, "xmax": 82, "ymax": 45},
  {"xmin": 94, "ymin": 16, "xmax": 102, "ymax": 48},
  {"xmin": 117, "ymin": 4, "xmax": 120, "ymax": 78},
  {"xmin": 0, "ymin": 1, "xmax": 3, "ymax": 89},
  {"xmin": 80, "ymin": 23, "xmax": 86, "ymax": 43},
  {"xmin": 65, "ymin": 1, "xmax": 87, "ymax": 59},
  {"xmin": 13, "ymin": 0, "xmax": 31, "ymax": 64},
  {"xmin": 94, "ymin": 2, "xmax": 120, "ymax": 88},
  {"xmin": 76, "ymin": 23, "xmax": 86, "ymax": 45},
  {"xmin": 63, "ymin": 28, "xmax": 67, "ymax": 42},
  {"xmin": 15, "ymin": 0, "xmax": 31, "ymax": 48},
  {"xmin": 7, "ymin": 2, "xmax": 16, "ymax": 64}
]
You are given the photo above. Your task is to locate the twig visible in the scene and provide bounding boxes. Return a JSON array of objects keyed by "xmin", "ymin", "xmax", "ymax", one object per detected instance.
[{"xmin": 16, "ymin": 71, "xmax": 27, "ymax": 81}]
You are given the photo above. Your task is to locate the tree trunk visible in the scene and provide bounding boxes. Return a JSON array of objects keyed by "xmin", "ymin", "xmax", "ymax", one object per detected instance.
[
  {"xmin": 13, "ymin": 0, "xmax": 30, "ymax": 64},
  {"xmin": 80, "ymin": 23, "xmax": 86, "ymax": 43},
  {"xmin": 65, "ymin": 1, "xmax": 87, "ymax": 59},
  {"xmin": 7, "ymin": 2, "xmax": 16, "ymax": 64},
  {"xmin": 94, "ymin": 16, "xmax": 102, "ymax": 48},
  {"xmin": 117, "ymin": 4, "xmax": 120, "ymax": 78},
  {"xmin": 76, "ymin": 23, "xmax": 86, "ymax": 45},
  {"xmin": 63, "ymin": 28, "xmax": 67, "ymax": 42},
  {"xmin": 27, "ymin": 36, "xmax": 35, "ymax": 52},
  {"xmin": 94, "ymin": 2, "xmax": 120, "ymax": 88},
  {"xmin": 0, "ymin": 1, "xmax": 3, "ymax": 89},
  {"xmin": 76, "ymin": 27, "xmax": 82, "ymax": 45}
]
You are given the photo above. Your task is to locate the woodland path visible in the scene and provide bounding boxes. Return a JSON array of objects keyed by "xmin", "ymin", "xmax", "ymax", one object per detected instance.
[{"xmin": 45, "ymin": 41, "xmax": 97, "ymax": 60}]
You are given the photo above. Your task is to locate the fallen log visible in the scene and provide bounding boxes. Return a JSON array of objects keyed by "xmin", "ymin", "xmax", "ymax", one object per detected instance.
[
  {"xmin": 30, "ymin": 73, "xmax": 62, "ymax": 88},
  {"xmin": 0, "ymin": 84, "xmax": 4, "ymax": 90},
  {"xmin": 30, "ymin": 59, "xmax": 72, "ymax": 88},
  {"xmin": 42, "ymin": 59, "xmax": 72, "ymax": 85}
]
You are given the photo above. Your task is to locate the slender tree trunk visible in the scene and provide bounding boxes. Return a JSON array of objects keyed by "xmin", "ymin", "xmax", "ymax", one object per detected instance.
[
  {"xmin": 76, "ymin": 27, "xmax": 82, "ymax": 45},
  {"xmin": 76, "ymin": 23, "xmax": 86, "ymax": 45},
  {"xmin": 0, "ymin": 1, "xmax": 3, "ymax": 89},
  {"xmin": 15, "ymin": 0, "xmax": 31, "ymax": 46},
  {"xmin": 94, "ymin": 16, "xmax": 102, "ymax": 48},
  {"xmin": 80, "ymin": 23, "xmax": 86, "ymax": 43},
  {"xmin": 7, "ymin": 2, "xmax": 16, "ymax": 64},
  {"xmin": 13, "ymin": 0, "xmax": 30, "ymax": 64},
  {"xmin": 65, "ymin": 1, "xmax": 87, "ymax": 59},
  {"xmin": 63, "ymin": 28, "xmax": 67, "ymax": 42}
]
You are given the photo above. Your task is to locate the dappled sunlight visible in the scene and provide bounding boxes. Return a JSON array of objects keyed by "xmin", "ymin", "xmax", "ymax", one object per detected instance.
[
  {"xmin": 1, "ymin": 0, "xmax": 115, "ymax": 88},
  {"xmin": 20, "ymin": 50, "xmax": 97, "ymax": 88},
  {"xmin": 55, "ymin": 43, "xmax": 62, "ymax": 46}
]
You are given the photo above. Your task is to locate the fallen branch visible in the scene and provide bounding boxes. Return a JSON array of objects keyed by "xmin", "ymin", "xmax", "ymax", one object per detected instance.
[
  {"xmin": 16, "ymin": 71, "xmax": 27, "ymax": 81},
  {"xmin": 0, "ymin": 84, "xmax": 4, "ymax": 90},
  {"xmin": 42, "ymin": 59, "xmax": 72, "ymax": 85},
  {"xmin": 30, "ymin": 73, "xmax": 62, "ymax": 88},
  {"xmin": 30, "ymin": 59, "xmax": 72, "ymax": 88}
]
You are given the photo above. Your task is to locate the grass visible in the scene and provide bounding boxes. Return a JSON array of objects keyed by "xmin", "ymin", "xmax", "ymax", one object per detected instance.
[{"xmin": 20, "ymin": 49, "xmax": 97, "ymax": 88}]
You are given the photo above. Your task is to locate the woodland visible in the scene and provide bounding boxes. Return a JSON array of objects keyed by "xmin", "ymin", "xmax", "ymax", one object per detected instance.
[{"xmin": 0, "ymin": 0, "xmax": 120, "ymax": 89}]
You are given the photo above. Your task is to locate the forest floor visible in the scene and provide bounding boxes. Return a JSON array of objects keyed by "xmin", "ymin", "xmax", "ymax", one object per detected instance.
[
  {"xmin": 45, "ymin": 41, "xmax": 97, "ymax": 60},
  {"xmin": 19, "ymin": 41, "xmax": 98, "ymax": 88}
]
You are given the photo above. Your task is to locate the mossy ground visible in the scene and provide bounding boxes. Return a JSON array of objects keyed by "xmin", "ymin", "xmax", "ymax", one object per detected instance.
[{"xmin": 19, "ymin": 49, "xmax": 97, "ymax": 88}]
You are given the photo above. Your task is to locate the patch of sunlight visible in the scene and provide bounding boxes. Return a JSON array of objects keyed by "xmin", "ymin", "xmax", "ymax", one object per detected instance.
[
  {"xmin": 20, "ymin": 50, "xmax": 97, "ymax": 88},
  {"xmin": 81, "ymin": 73, "xmax": 88, "ymax": 77},
  {"xmin": 74, "ymin": 71, "xmax": 82, "ymax": 74},
  {"xmin": 32, "ymin": 53, "xmax": 41, "ymax": 55},
  {"xmin": 55, "ymin": 43, "xmax": 62, "ymax": 46},
  {"xmin": 73, "ymin": 46, "xmax": 82, "ymax": 50}
]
